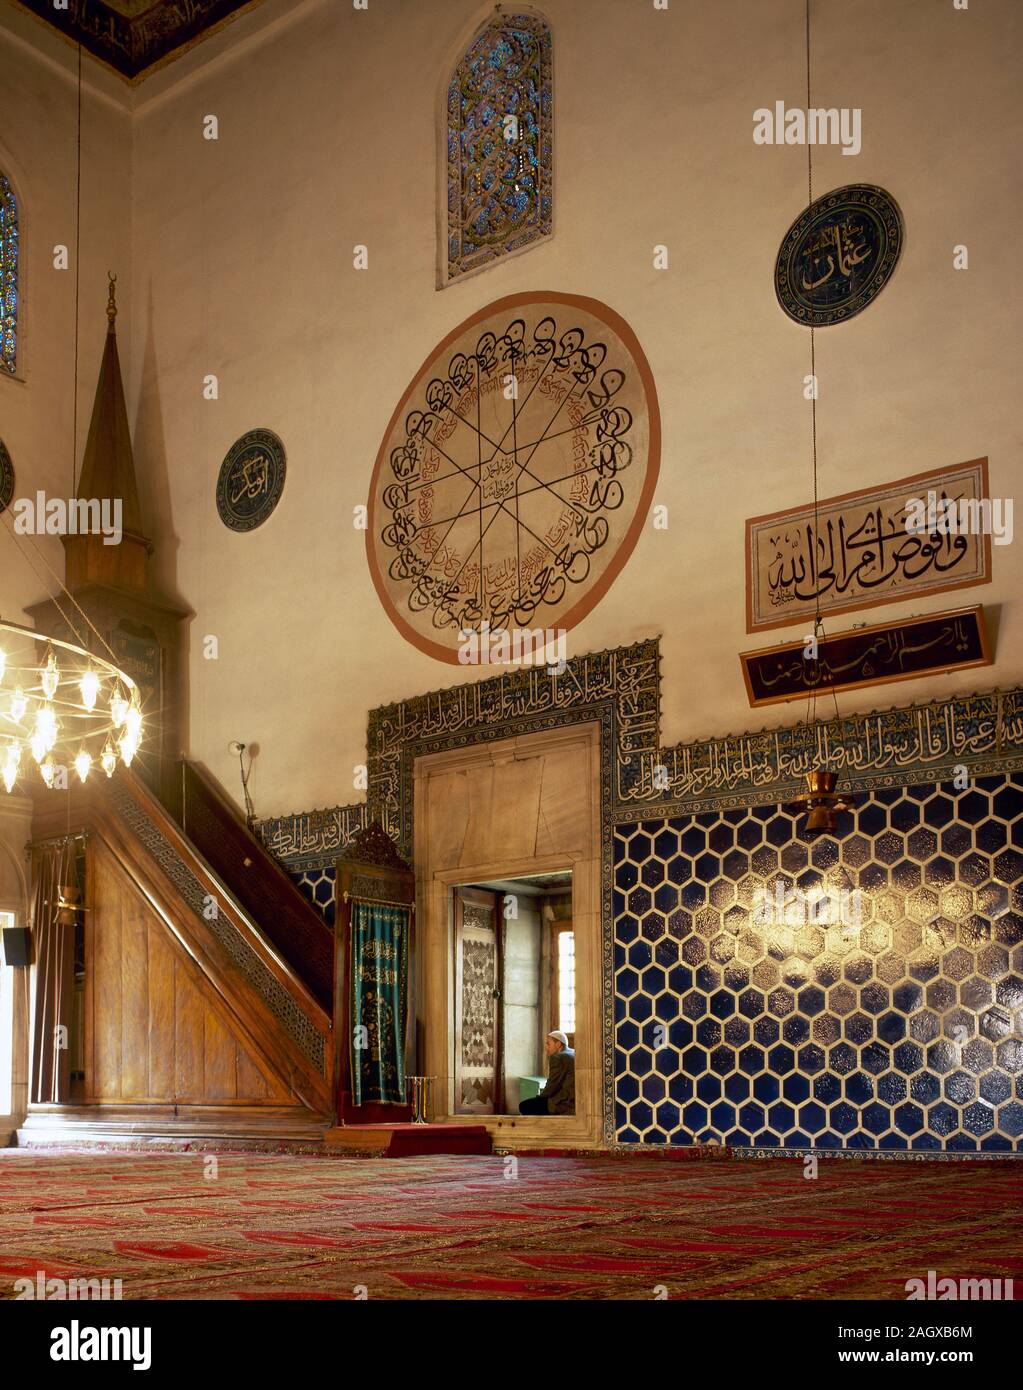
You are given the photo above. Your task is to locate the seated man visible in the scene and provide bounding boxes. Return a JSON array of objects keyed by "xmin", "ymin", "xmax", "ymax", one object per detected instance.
[{"xmin": 519, "ymin": 1030, "xmax": 575, "ymax": 1115}]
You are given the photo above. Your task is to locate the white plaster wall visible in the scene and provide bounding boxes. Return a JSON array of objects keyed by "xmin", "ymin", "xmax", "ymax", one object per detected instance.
[
  {"xmin": 4, "ymin": 0, "xmax": 1021, "ymax": 821},
  {"xmin": 0, "ymin": 9, "xmax": 133, "ymax": 620}
]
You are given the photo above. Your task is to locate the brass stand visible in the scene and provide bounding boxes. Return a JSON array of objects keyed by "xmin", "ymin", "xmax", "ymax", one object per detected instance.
[{"xmin": 406, "ymin": 1076, "xmax": 434, "ymax": 1125}]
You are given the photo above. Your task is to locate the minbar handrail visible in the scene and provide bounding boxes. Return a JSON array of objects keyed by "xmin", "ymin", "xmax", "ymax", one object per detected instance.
[
  {"xmin": 115, "ymin": 768, "xmax": 331, "ymax": 1028},
  {"xmin": 178, "ymin": 759, "xmax": 335, "ymax": 1013}
]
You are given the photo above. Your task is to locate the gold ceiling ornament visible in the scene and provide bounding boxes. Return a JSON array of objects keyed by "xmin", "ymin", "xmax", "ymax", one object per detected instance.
[{"xmin": 0, "ymin": 618, "xmax": 142, "ymax": 793}]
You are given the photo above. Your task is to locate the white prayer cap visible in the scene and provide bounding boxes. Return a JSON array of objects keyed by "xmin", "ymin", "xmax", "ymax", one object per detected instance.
[{"xmin": 547, "ymin": 1030, "xmax": 569, "ymax": 1047}]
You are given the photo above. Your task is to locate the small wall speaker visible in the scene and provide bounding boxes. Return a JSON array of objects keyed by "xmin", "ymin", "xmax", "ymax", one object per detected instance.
[{"xmin": 1, "ymin": 927, "xmax": 30, "ymax": 967}]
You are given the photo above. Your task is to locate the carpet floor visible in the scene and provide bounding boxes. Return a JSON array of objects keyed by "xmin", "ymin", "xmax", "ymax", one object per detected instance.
[{"xmin": 0, "ymin": 1150, "xmax": 1019, "ymax": 1300}]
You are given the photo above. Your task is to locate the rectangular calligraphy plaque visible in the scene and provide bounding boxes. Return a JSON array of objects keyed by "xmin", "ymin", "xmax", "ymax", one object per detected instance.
[
  {"xmin": 745, "ymin": 459, "xmax": 991, "ymax": 632},
  {"xmin": 740, "ymin": 605, "xmax": 991, "ymax": 707}
]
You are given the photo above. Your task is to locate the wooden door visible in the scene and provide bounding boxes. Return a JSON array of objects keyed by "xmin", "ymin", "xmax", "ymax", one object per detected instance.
[{"xmin": 453, "ymin": 888, "xmax": 503, "ymax": 1114}]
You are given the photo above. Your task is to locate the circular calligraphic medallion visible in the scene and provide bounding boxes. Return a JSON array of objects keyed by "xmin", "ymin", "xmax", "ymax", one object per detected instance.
[
  {"xmin": 216, "ymin": 429, "xmax": 286, "ymax": 532},
  {"xmin": 0, "ymin": 438, "xmax": 14, "ymax": 513},
  {"xmin": 775, "ymin": 184, "xmax": 904, "ymax": 326},
  {"xmin": 367, "ymin": 292, "xmax": 660, "ymax": 664}
]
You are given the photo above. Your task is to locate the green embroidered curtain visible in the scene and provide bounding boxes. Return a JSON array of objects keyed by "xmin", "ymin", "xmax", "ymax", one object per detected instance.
[{"xmin": 349, "ymin": 900, "xmax": 409, "ymax": 1106}]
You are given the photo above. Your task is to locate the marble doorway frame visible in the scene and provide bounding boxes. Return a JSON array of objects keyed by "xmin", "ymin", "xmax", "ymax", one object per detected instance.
[{"xmin": 413, "ymin": 724, "xmax": 603, "ymax": 1148}]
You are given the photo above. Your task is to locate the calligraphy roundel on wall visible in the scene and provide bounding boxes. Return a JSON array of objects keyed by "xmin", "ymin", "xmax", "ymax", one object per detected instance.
[
  {"xmin": 775, "ymin": 184, "xmax": 904, "ymax": 327},
  {"xmin": 0, "ymin": 437, "xmax": 13, "ymax": 513},
  {"xmin": 216, "ymin": 428, "xmax": 286, "ymax": 532},
  {"xmin": 367, "ymin": 292, "xmax": 660, "ymax": 664}
]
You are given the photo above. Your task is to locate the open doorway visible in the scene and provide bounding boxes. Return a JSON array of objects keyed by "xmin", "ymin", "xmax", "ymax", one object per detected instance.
[
  {"xmin": 452, "ymin": 870, "xmax": 573, "ymax": 1116},
  {"xmin": 413, "ymin": 721, "xmax": 602, "ymax": 1144}
]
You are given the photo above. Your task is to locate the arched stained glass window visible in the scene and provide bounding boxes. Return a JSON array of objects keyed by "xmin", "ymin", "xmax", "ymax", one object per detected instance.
[
  {"xmin": 0, "ymin": 173, "xmax": 18, "ymax": 375},
  {"xmin": 446, "ymin": 12, "xmax": 552, "ymax": 283}
]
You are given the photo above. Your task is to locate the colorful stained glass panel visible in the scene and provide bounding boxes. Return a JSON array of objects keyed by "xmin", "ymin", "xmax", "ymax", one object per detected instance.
[{"xmin": 447, "ymin": 14, "xmax": 552, "ymax": 281}]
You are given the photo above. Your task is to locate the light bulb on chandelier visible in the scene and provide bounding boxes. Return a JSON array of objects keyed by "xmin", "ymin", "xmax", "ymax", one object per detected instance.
[
  {"xmin": 2, "ymin": 740, "xmax": 20, "ymax": 793},
  {"xmin": 40, "ymin": 646, "xmax": 60, "ymax": 700},
  {"xmin": 79, "ymin": 668, "xmax": 100, "ymax": 712},
  {"xmin": 101, "ymin": 740, "xmax": 118, "ymax": 779},
  {"xmin": 110, "ymin": 680, "xmax": 129, "ymax": 729}
]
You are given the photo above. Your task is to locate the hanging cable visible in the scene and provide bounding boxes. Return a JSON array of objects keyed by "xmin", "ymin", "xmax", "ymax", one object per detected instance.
[
  {"xmin": 66, "ymin": 46, "xmax": 78, "ymax": 889},
  {"xmin": 72, "ymin": 40, "xmax": 82, "ymax": 496},
  {"xmin": 801, "ymin": 0, "xmax": 850, "ymax": 784},
  {"xmin": 803, "ymin": 0, "xmax": 820, "ymax": 749}
]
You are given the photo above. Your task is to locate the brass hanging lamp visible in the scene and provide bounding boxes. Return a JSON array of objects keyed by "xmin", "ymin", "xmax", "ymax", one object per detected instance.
[{"xmin": 787, "ymin": 1, "xmax": 852, "ymax": 841}]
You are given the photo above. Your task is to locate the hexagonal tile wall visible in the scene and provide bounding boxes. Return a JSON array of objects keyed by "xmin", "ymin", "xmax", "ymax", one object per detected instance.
[
  {"xmin": 293, "ymin": 867, "xmax": 337, "ymax": 927},
  {"xmin": 613, "ymin": 774, "xmax": 1023, "ymax": 1151}
]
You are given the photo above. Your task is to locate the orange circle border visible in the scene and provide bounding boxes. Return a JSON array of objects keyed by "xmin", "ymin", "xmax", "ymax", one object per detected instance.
[{"xmin": 366, "ymin": 291, "xmax": 662, "ymax": 665}]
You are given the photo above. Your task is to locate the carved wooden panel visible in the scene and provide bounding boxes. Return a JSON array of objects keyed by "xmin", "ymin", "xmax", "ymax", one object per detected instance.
[
  {"xmin": 453, "ymin": 889, "xmax": 500, "ymax": 1114},
  {"xmin": 86, "ymin": 838, "xmax": 290, "ymax": 1105}
]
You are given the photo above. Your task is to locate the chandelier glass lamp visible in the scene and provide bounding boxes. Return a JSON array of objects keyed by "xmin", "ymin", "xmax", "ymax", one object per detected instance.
[{"xmin": 0, "ymin": 619, "xmax": 142, "ymax": 792}]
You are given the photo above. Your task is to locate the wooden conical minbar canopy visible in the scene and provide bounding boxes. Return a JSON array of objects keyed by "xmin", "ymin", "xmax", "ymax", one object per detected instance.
[
  {"xmin": 63, "ymin": 275, "xmax": 148, "ymax": 593},
  {"xmin": 27, "ymin": 276, "xmax": 189, "ymax": 812}
]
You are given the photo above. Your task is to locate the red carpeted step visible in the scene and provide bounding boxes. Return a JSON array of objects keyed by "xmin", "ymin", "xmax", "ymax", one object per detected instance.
[
  {"xmin": 323, "ymin": 1123, "xmax": 493, "ymax": 1157},
  {"xmin": 387, "ymin": 1125, "xmax": 491, "ymax": 1158}
]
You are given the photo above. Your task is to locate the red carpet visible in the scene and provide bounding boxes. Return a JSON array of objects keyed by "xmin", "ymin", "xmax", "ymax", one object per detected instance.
[{"xmin": 0, "ymin": 1150, "xmax": 1019, "ymax": 1300}]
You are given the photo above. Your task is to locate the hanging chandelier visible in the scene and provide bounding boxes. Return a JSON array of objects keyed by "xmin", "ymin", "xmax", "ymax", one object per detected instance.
[
  {"xmin": 0, "ymin": 619, "xmax": 142, "ymax": 792},
  {"xmin": 0, "ymin": 44, "xmax": 144, "ymax": 796}
]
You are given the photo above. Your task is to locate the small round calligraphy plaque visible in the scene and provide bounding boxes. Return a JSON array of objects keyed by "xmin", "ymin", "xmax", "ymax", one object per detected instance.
[
  {"xmin": 0, "ymin": 436, "xmax": 14, "ymax": 514},
  {"xmin": 0, "ymin": 438, "xmax": 14, "ymax": 513},
  {"xmin": 775, "ymin": 184, "xmax": 904, "ymax": 327},
  {"xmin": 367, "ymin": 292, "xmax": 660, "ymax": 664},
  {"xmin": 216, "ymin": 428, "xmax": 286, "ymax": 532}
]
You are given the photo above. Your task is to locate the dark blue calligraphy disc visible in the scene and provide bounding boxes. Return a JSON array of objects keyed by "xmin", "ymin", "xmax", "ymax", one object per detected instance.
[
  {"xmin": 775, "ymin": 184, "xmax": 904, "ymax": 327},
  {"xmin": 216, "ymin": 428, "xmax": 286, "ymax": 532},
  {"xmin": 0, "ymin": 437, "xmax": 14, "ymax": 513}
]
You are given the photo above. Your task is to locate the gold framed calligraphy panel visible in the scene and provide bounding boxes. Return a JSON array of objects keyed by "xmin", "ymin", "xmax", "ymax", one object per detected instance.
[
  {"xmin": 740, "ymin": 605, "xmax": 992, "ymax": 707},
  {"xmin": 745, "ymin": 460, "xmax": 992, "ymax": 633}
]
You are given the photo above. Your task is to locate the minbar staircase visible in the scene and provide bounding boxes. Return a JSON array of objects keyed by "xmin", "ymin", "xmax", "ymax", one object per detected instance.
[{"xmin": 18, "ymin": 763, "xmax": 336, "ymax": 1150}]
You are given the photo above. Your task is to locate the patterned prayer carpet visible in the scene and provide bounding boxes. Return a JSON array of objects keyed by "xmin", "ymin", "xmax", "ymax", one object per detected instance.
[{"xmin": 0, "ymin": 1150, "xmax": 1019, "ymax": 1300}]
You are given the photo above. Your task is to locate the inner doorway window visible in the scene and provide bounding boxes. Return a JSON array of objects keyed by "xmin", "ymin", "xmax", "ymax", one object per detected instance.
[
  {"xmin": 452, "ymin": 870, "xmax": 572, "ymax": 1116},
  {"xmin": 552, "ymin": 922, "xmax": 575, "ymax": 1039}
]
